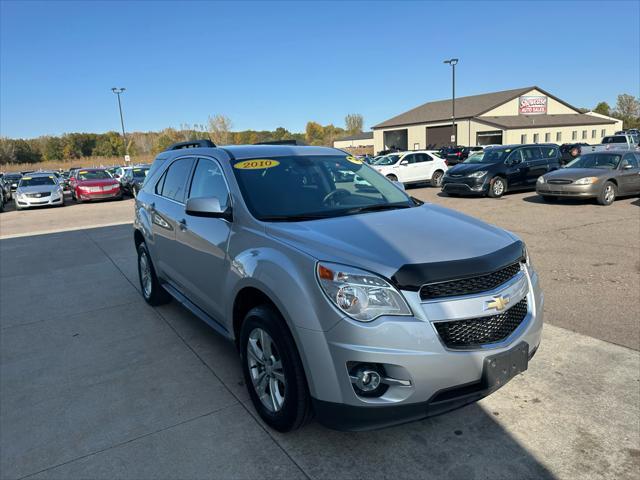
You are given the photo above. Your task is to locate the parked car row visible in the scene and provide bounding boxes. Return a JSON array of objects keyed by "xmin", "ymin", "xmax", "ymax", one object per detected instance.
[{"xmin": 0, "ymin": 164, "xmax": 150, "ymax": 211}]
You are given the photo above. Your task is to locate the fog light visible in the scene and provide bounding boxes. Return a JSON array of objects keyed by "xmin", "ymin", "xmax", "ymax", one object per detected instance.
[{"xmin": 349, "ymin": 363, "xmax": 388, "ymax": 397}]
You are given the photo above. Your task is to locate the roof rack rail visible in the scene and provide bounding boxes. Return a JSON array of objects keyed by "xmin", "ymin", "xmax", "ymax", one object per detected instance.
[
  {"xmin": 253, "ymin": 140, "xmax": 306, "ymax": 146},
  {"xmin": 165, "ymin": 139, "xmax": 216, "ymax": 151}
]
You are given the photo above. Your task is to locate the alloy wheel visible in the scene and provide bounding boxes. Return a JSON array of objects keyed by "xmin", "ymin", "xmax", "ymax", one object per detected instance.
[
  {"xmin": 604, "ymin": 184, "xmax": 615, "ymax": 204},
  {"xmin": 493, "ymin": 179, "xmax": 504, "ymax": 196},
  {"xmin": 139, "ymin": 252, "xmax": 152, "ymax": 298},
  {"xmin": 247, "ymin": 328, "xmax": 286, "ymax": 413}
]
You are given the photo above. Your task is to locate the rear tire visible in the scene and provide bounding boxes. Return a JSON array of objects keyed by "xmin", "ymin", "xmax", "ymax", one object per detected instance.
[
  {"xmin": 240, "ymin": 305, "xmax": 312, "ymax": 432},
  {"xmin": 488, "ymin": 177, "xmax": 506, "ymax": 198},
  {"xmin": 431, "ymin": 170, "xmax": 444, "ymax": 187},
  {"xmin": 137, "ymin": 242, "xmax": 171, "ymax": 306},
  {"xmin": 386, "ymin": 174, "xmax": 398, "ymax": 182},
  {"xmin": 597, "ymin": 181, "xmax": 616, "ymax": 206}
]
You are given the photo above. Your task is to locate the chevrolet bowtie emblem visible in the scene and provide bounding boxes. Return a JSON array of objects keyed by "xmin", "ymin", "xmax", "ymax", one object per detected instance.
[{"xmin": 486, "ymin": 295, "xmax": 510, "ymax": 312}]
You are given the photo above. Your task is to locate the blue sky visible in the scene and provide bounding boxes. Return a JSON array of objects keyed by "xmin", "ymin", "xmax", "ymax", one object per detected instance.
[{"xmin": 1, "ymin": 0, "xmax": 638, "ymax": 138}]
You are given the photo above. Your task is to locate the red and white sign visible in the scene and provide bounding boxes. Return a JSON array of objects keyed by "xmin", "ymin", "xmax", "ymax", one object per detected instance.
[{"xmin": 519, "ymin": 96, "xmax": 547, "ymax": 115}]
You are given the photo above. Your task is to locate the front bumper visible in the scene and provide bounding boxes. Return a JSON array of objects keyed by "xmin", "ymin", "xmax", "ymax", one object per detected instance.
[
  {"xmin": 15, "ymin": 194, "xmax": 64, "ymax": 208},
  {"xmin": 441, "ymin": 176, "xmax": 488, "ymax": 195},
  {"xmin": 298, "ymin": 265, "xmax": 544, "ymax": 430},
  {"xmin": 77, "ymin": 188, "xmax": 122, "ymax": 201},
  {"xmin": 536, "ymin": 182, "xmax": 599, "ymax": 198}
]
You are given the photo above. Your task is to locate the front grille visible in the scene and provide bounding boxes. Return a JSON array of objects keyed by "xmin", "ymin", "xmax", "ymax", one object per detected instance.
[
  {"xmin": 26, "ymin": 192, "xmax": 51, "ymax": 198},
  {"xmin": 547, "ymin": 179, "xmax": 572, "ymax": 185},
  {"xmin": 420, "ymin": 262, "xmax": 522, "ymax": 300},
  {"xmin": 434, "ymin": 298, "xmax": 528, "ymax": 349}
]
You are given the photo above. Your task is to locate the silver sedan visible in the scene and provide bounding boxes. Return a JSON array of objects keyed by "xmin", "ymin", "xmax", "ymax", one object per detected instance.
[{"xmin": 14, "ymin": 174, "xmax": 65, "ymax": 210}]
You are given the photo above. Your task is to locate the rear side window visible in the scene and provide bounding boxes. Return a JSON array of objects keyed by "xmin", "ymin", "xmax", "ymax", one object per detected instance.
[
  {"xmin": 540, "ymin": 146, "xmax": 558, "ymax": 158},
  {"xmin": 188, "ymin": 158, "xmax": 230, "ymax": 210},
  {"xmin": 156, "ymin": 157, "xmax": 195, "ymax": 203},
  {"xmin": 414, "ymin": 153, "xmax": 431, "ymax": 162},
  {"xmin": 522, "ymin": 147, "xmax": 542, "ymax": 161},
  {"xmin": 602, "ymin": 136, "xmax": 625, "ymax": 144}
]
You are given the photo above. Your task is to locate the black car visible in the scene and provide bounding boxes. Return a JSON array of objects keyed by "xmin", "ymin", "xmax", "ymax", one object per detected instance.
[
  {"xmin": 3, "ymin": 173, "xmax": 22, "ymax": 193},
  {"xmin": 441, "ymin": 144, "xmax": 562, "ymax": 198},
  {"xmin": 559, "ymin": 143, "xmax": 589, "ymax": 165},
  {"xmin": 441, "ymin": 146, "xmax": 481, "ymax": 166},
  {"xmin": 121, "ymin": 166, "xmax": 149, "ymax": 196}
]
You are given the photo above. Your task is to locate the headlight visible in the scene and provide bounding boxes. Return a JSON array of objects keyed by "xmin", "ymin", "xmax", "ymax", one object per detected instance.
[
  {"xmin": 468, "ymin": 170, "xmax": 487, "ymax": 178},
  {"xmin": 574, "ymin": 177, "xmax": 599, "ymax": 185},
  {"xmin": 316, "ymin": 262, "xmax": 412, "ymax": 322},
  {"xmin": 537, "ymin": 176, "xmax": 545, "ymax": 183}
]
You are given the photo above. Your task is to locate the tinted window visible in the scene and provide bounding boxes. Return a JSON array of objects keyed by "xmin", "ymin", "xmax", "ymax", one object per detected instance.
[
  {"xmin": 414, "ymin": 153, "xmax": 431, "ymax": 163},
  {"xmin": 158, "ymin": 158, "xmax": 195, "ymax": 203},
  {"xmin": 602, "ymin": 136, "xmax": 626, "ymax": 144},
  {"xmin": 522, "ymin": 147, "xmax": 542, "ymax": 161},
  {"xmin": 403, "ymin": 154, "xmax": 416, "ymax": 164},
  {"xmin": 541, "ymin": 146, "xmax": 558, "ymax": 158},
  {"xmin": 507, "ymin": 150, "xmax": 524, "ymax": 163},
  {"xmin": 189, "ymin": 158, "xmax": 230, "ymax": 210}
]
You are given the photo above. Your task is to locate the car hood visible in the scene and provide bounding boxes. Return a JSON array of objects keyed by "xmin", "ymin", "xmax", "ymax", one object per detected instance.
[
  {"xmin": 543, "ymin": 168, "xmax": 612, "ymax": 180},
  {"xmin": 17, "ymin": 184, "xmax": 59, "ymax": 193},
  {"xmin": 447, "ymin": 163, "xmax": 495, "ymax": 175},
  {"xmin": 266, "ymin": 204, "xmax": 519, "ymax": 282}
]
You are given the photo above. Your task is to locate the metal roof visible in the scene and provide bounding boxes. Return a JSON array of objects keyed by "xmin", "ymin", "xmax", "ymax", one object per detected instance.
[{"xmin": 372, "ymin": 86, "xmax": 581, "ymax": 129}]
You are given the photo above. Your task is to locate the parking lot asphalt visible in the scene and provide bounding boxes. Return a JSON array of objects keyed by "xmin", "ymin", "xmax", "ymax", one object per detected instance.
[{"xmin": 1, "ymin": 189, "xmax": 639, "ymax": 479}]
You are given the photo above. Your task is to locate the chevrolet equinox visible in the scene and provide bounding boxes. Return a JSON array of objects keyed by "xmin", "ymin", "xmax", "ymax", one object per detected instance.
[{"xmin": 133, "ymin": 140, "xmax": 544, "ymax": 432}]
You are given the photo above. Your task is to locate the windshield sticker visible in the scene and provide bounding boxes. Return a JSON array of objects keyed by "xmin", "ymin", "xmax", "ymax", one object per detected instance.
[
  {"xmin": 234, "ymin": 159, "xmax": 280, "ymax": 170},
  {"xmin": 22, "ymin": 177, "xmax": 31, "ymax": 180},
  {"xmin": 346, "ymin": 156, "xmax": 362, "ymax": 164},
  {"xmin": 79, "ymin": 171, "xmax": 88, "ymax": 174}
]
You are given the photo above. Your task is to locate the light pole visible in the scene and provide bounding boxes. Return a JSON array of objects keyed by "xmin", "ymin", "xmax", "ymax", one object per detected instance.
[
  {"xmin": 111, "ymin": 87, "xmax": 128, "ymax": 160},
  {"xmin": 443, "ymin": 58, "xmax": 458, "ymax": 146}
]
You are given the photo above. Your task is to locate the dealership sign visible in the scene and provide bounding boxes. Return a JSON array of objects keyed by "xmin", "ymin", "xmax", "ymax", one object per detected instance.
[{"xmin": 519, "ymin": 96, "xmax": 547, "ymax": 115}]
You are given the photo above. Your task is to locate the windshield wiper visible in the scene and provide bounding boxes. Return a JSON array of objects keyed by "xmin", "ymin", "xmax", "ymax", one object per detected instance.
[
  {"xmin": 259, "ymin": 213, "xmax": 334, "ymax": 222},
  {"xmin": 341, "ymin": 203, "xmax": 413, "ymax": 215}
]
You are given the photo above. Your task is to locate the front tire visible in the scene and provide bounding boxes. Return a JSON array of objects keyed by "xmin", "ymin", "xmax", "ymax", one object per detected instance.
[
  {"xmin": 386, "ymin": 174, "xmax": 398, "ymax": 182},
  {"xmin": 240, "ymin": 305, "xmax": 312, "ymax": 432},
  {"xmin": 488, "ymin": 177, "xmax": 506, "ymax": 198},
  {"xmin": 137, "ymin": 242, "xmax": 171, "ymax": 306},
  {"xmin": 597, "ymin": 181, "xmax": 616, "ymax": 206}
]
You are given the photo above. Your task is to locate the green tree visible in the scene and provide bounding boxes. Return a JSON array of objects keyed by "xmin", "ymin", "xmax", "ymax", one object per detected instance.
[
  {"xmin": 42, "ymin": 136, "xmax": 64, "ymax": 161},
  {"xmin": 593, "ymin": 102, "xmax": 611, "ymax": 116},
  {"xmin": 305, "ymin": 121, "xmax": 324, "ymax": 145},
  {"xmin": 345, "ymin": 113, "xmax": 364, "ymax": 135}
]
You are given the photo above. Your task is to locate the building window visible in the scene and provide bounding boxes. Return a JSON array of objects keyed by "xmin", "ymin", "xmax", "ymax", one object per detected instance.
[
  {"xmin": 591, "ymin": 129, "xmax": 596, "ymax": 138},
  {"xmin": 556, "ymin": 132, "xmax": 562, "ymax": 142},
  {"xmin": 545, "ymin": 132, "xmax": 551, "ymax": 142},
  {"xmin": 601, "ymin": 129, "xmax": 606, "ymax": 137},
  {"xmin": 533, "ymin": 133, "xmax": 539, "ymax": 143},
  {"xmin": 520, "ymin": 134, "xmax": 527, "ymax": 144},
  {"xmin": 572, "ymin": 131, "xmax": 577, "ymax": 140},
  {"xmin": 582, "ymin": 130, "xmax": 587, "ymax": 139}
]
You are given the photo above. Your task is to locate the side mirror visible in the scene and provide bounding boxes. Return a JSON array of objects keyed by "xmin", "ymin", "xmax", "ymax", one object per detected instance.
[
  {"xmin": 623, "ymin": 164, "xmax": 633, "ymax": 170},
  {"xmin": 186, "ymin": 196, "xmax": 232, "ymax": 221},
  {"xmin": 393, "ymin": 180, "xmax": 405, "ymax": 191},
  {"xmin": 400, "ymin": 160, "xmax": 409, "ymax": 166}
]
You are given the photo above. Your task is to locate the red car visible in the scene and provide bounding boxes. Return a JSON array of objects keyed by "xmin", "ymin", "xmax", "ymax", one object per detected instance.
[{"xmin": 71, "ymin": 169, "xmax": 122, "ymax": 202}]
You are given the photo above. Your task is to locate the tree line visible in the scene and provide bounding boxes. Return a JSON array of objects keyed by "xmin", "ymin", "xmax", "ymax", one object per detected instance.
[
  {"xmin": 0, "ymin": 113, "xmax": 365, "ymax": 165},
  {"xmin": 589, "ymin": 93, "xmax": 640, "ymax": 129}
]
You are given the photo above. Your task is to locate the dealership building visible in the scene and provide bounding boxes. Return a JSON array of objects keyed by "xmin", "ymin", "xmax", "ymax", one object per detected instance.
[
  {"xmin": 371, "ymin": 86, "xmax": 622, "ymax": 153},
  {"xmin": 333, "ymin": 131, "xmax": 375, "ymax": 155}
]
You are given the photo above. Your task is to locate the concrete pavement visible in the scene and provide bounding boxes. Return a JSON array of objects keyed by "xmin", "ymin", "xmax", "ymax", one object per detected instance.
[{"xmin": 0, "ymin": 191, "xmax": 639, "ymax": 479}]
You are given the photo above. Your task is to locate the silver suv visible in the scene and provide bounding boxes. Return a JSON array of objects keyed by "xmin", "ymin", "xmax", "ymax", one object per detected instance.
[{"xmin": 133, "ymin": 140, "xmax": 544, "ymax": 432}]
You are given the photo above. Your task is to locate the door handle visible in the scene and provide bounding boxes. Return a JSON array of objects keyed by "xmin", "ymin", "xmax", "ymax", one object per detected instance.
[{"xmin": 178, "ymin": 219, "xmax": 188, "ymax": 231}]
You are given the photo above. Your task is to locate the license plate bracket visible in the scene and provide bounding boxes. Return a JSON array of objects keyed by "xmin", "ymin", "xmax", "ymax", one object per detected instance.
[{"xmin": 483, "ymin": 342, "xmax": 529, "ymax": 390}]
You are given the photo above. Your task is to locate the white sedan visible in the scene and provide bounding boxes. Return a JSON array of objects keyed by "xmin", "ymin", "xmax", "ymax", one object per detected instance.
[{"xmin": 372, "ymin": 151, "xmax": 448, "ymax": 187}]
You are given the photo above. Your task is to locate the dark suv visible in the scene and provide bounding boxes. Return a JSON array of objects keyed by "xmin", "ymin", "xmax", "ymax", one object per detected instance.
[{"xmin": 441, "ymin": 144, "xmax": 562, "ymax": 198}]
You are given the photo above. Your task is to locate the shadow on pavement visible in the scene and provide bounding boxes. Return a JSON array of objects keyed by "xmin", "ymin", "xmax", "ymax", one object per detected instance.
[{"xmin": 0, "ymin": 225, "xmax": 555, "ymax": 479}]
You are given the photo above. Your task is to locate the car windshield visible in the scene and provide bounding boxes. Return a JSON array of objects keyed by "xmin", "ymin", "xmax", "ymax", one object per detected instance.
[
  {"xmin": 464, "ymin": 148, "xmax": 511, "ymax": 164},
  {"xmin": 132, "ymin": 168, "xmax": 149, "ymax": 179},
  {"xmin": 19, "ymin": 176, "xmax": 56, "ymax": 187},
  {"xmin": 231, "ymin": 155, "xmax": 414, "ymax": 221},
  {"xmin": 565, "ymin": 153, "xmax": 622, "ymax": 170},
  {"xmin": 373, "ymin": 154, "xmax": 400, "ymax": 165},
  {"xmin": 464, "ymin": 152, "xmax": 486, "ymax": 163},
  {"xmin": 77, "ymin": 170, "xmax": 112, "ymax": 180}
]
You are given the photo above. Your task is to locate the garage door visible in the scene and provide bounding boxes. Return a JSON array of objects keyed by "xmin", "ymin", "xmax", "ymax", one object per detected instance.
[{"xmin": 426, "ymin": 125, "xmax": 457, "ymax": 148}]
